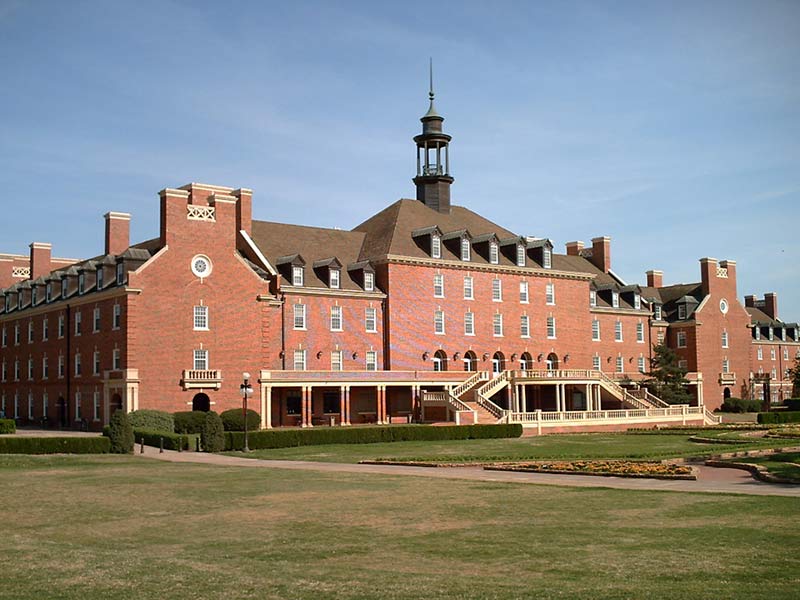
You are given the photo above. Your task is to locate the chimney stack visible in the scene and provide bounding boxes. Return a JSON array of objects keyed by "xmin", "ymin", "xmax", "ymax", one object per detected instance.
[
  {"xmin": 590, "ymin": 236, "xmax": 611, "ymax": 272},
  {"xmin": 744, "ymin": 295, "xmax": 755, "ymax": 308},
  {"xmin": 29, "ymin": 242, "xmax": 52, "ymax": 279},
  {"xmin": 565, "ymin": 241, "xmax": 584, "ymax": 256},
  {"xmin": 764, "ymin": 292, "xmax": 778, "ymax": 319},
  {"xmin": 105, "ymin": 212, "xmax": 131, "ymax": 256},
  {"xmin": 646, "ymin": 270, "xmax": 663, "ymax": 288}
]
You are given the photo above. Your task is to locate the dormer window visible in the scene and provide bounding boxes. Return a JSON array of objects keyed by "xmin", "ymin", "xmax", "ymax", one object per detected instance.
[
  {"xmin": 489, "ymin": 241, "xmax": 499, "ymax": 265},
  {"xmin": 516, "ymin": 244, "xmax": 525, "ymax": 267},
  {"xmin": 31, "ymin": 287, "xmax": 37, "ymax": 306},
  {"xmin": 96, "ymin": 267, "xmax": 104, "ymax": 291},
  {"xmin": 654, "ymin": 304, "xmax": 662, "ymax": 320},
  {"xmin": 634, "ymin": 294, "xmax": 641, "ymax": 310},
  {"xmin": 781, "ymin": 328, "xmax": 786, "ymax": 341},
  {"xmin": 17, "ymin": 292, "xmax": 23, "ymax": 310},
  {"xmin": 678, "ymin": 304, "xmax": 687, "ymax": 320},
  {"xmin": 364, "ymin": 272, "xmax": 375, "ymax": 292},
  {"xmin": 590, "ymin": 290, "xmax": 597, "ymax": 307},
  {"xmin": 4, "ymin": 296, "xmax": 9, "ymax": 312},
  {"xmin": 116, "ymin": 262, "xmax": 124, "ymax": 285},
  {"xmin": 78, "ymin": 273, "xmax": 85, "ymax": 295},
  {"xmin": 46, "ymin": 283, "xmax": 52, "ymax": 303},
  {"xmin": 292, "ymin": 266, "xmax": 304, "ymax": 286},
  {"xmin": 460, "ymin": 237, "xmax": 471, "ymax": 261},
  {"xmin": 543, "ymin": 248, "xmax": 552, "ymax": 269},
  {"xmin": 431, "ymin": 234, "xmax": 441, "ymax": 259},
  {"xmin": 768, "ymin": 328, "xmax": 774, "ymax": 341},
  {"xmin": 329, "ymin": 268, "xmax": 340, "ymax": 289},
  {"xmin": 612, "ymin": 292, "xmax": 619, "ymax": 308},
  {"xmin": 754, "ymin": 327, "xmax": 760, "ymax": 340}
]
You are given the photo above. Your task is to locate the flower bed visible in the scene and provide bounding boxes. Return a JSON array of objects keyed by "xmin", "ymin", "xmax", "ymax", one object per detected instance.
[{"xmin": 485, "ymin": 460, "xmax": 696, "ymax": 480}]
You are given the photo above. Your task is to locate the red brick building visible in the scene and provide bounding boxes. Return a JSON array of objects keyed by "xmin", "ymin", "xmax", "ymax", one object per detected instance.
[{"xmin": 2, "ymin": 90, "xmax": 795, "ymax": 431}]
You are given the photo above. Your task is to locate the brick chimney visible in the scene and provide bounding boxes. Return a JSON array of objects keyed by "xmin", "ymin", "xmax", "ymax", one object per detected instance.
[
  {"xmin": 233, "ymin": 188, "xmax": 253, "ymax": 237},
  {"xmin": 646, "ymin": 270, "xmax": 663, "ymax": 288},
  {"xmin": 105, "ymin": 212, "xmax": 131, "ymax": 256},
  {"xmin": 744, "ymin": 295, "xmax": 755, "ymax": 308},
  {"xmin": 565, "ymin": 241, "xmax": 584, "ymax": 256},
  {"xmin": 699, "ymin": 257, "xmax": 718, "ymax": 296},
  {"xmin": 764, "ymin": 292, "xmax": 778, "ymax": 319},
  {"xmin": 590, "ymin": 236, "xmax": 611, "ymax": 272},
  {"xmin": 29, "ymin": 242, "xmax": 52, "ymax": 279}
]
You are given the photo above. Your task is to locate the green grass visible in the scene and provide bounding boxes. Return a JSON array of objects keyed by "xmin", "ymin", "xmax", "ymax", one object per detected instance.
[
  {"xmin": 229, "ymin": 432, "xmax": 795, "ymax": 464},
  {"xmin": 730, "ymin": 452, "xmax": 800, "ymax": 482},
  {"xmin": 0, "ymin": 454, "xmax": 799, "ymax": 599}
]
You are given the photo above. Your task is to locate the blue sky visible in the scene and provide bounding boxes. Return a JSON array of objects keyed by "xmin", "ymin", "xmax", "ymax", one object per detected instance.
[{"xmin": 1, "ymin": 0, "xmax": 798, "ymax": 317}]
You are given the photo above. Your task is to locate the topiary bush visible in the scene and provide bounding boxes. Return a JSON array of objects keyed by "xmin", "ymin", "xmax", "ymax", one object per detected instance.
[
  {"xmin": 128, "ymin": 409, "xmax": 174, "ymax": 433},
  {"xmin": 174, "ymin": 411, "xmax": 207, "ymax": 434},
  {"xmin": 0, "ymin": 418, "xmax": 16, "ymax": 434},
  {"xmin": 220, "ymin": 408, "xmax": 261, "ymax": 432},
  {"xmin": 108, "ymin": 410, "xmax": 135, "ymax": 454},
  {"xmin": 201, "ymin": 411, "xmax": 225, "ymax": 452},
  {"xmin": 719, "ymin": 397, "xmax": 762, "ymax": 413}
]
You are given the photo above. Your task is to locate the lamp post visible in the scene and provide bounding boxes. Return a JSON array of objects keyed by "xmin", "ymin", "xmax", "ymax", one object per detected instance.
[{"xmin": 241, "ymin": 372, "xmax": 254, "ymax": 452}]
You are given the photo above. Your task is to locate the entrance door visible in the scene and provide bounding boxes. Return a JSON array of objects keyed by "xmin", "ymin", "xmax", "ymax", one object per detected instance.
[
  {"xmin": 192, "ymin": 393, "xmax": 211, "ymax": 412},
  {"xmin": 57, "ymin": 397, "xmax": 67, "ymax": 427},
  {"xmin": 546, "ymin": 353, "xmax": 559, "ymax": 371}
]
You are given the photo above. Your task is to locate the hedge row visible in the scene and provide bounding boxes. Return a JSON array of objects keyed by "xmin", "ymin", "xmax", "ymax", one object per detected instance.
[
  {"xmin": 0, "ymin": 436, "xmax": 110, "ymax": 454},
  {"xmin": 133, "ymin": 429, "xmax": 196, "ymax": 451},
  {"xmin": 174, "ymin": 411, "xmax": 207, "ymax": 435},
  {"xmin": 128, "ymin": 410, "xmax": 175, "ymax": 433},
  {"xmin": 784, "ymin": 399, "xmax": 800, "ymax": 412},
  {"xmin": 0, "ymin": 419, "xmax": 16, "ymax": 434},
  {"xmin": 718, "ymin": 397, "xmax": 762, "ymax": 413},
  {"xmin": 221, "ymin": 409, "xmax": 261, "ymax": 432},
  {"xmin": 225, "ymin": 423, "xmax": 523, "ymax": 451},
  {"xmin": 758, "ymin": 411, "xmax": 800, "ymax": 424}
]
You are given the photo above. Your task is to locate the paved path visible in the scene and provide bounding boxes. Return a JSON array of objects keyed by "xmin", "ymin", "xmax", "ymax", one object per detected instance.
[{"xmin": 135, "ymin": 445, "xmax": 800, "ymax": 497}]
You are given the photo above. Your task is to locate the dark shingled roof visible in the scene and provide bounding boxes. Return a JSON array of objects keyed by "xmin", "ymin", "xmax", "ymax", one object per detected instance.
[{"xmin": 746, "ymin": 306, "xmax": 780, "ymax": 326}]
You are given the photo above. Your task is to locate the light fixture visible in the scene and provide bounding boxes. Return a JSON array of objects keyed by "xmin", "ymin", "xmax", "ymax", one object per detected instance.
[{"xmin": 422, "ymin": 351, "xmax": 430, "ymax": 361}]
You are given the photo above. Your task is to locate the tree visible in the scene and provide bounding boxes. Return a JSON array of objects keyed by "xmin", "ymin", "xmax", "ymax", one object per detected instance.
[
  {"xmin": 644, "ymin": 343, "xmax": 694, "ymax": 405},
  {"xmin": 788, "ymin": 356, "xmax": 800, "ymax": 398},
  {"xmin": 108, "ymin": 410, "xmax": 134, "ymax": 454}
]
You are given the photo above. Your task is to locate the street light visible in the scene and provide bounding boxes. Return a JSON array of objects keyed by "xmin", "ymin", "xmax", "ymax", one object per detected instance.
[{"xmin": 241, "ymin": 372, "xmax": 254, "ymax": 452}]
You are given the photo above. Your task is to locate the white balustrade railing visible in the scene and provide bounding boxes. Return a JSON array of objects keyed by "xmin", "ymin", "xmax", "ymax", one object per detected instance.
[
  {"xmin": 421, "ymin": 390, "xmax": 477, "ymax": 424},
  {"xmin": 183, "ymin": 369, "xmax": 222, "ymax": 381},
  {"xmin": 508, "ymin": 406, "xmax": 704, "ymax": 424},
  {"xmin": 452, "ymin": 371, "xmax": 489, "ymax": 398}
]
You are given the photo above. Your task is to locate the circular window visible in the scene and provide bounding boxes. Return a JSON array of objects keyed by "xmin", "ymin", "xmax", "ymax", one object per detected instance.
[
  {"xmin": 191, "ymin": 255, "xmax": 212, "ymax": 278},
  {"xmin": 719, "ymin": 299, "xmax": 729, "ymax": 314}
]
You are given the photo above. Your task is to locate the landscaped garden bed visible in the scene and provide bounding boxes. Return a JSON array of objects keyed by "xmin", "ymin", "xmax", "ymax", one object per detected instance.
[{"xmin": 707, "ymin": 451, "xmax": 800, "ymax": 484}]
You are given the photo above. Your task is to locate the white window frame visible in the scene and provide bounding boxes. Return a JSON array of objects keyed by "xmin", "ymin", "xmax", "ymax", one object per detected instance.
[
  {"xmin": 293, "ymin": 349, "xmax": 307, "ymax": 371},
  {"xmin": 365, "ymin": 307, "xmax": 377, "ymax": 333},
  {"xmin": 612, "ymin": 292, "xmax": 619, "ymax": 308},
  {"xmin": 113, "ymin": 348, "xmax": 121, "ymax": 370},
  {"xmin": 520, "ymin": 314, "xmax": 530, "ymax": 338},
  {"xmin": 519, "ymin": 281, "xmax": 529, "ymax": 304},
  {"xmin": 492, "ymin": 278, "xmax": 502, "ymax": 302},
  {"xmin": 721, "ymin": 330, "xmax": 728, "ymax": 349},
  {"xmin": 638, "ymin": 356, "xmax": 646, "ymax": 373},
  {"xmin": 460, "ymin": 237, "xmax": 471, "ymax": 261},
  {"xmin": 678, "ymin": 304, "xmax": 687, "ymax": 320},
  {"xmin": 590, "ymin": 290, "xmax": 597, "ymax": 307},
  {"xmin": 292, "ymin": 266, "xmax": 304, "ymax": 286},
  {"xmin": 431, "ymin": 234, "xmax": 441, "ymax": 259},
  {"xmin": 93, "ymin": 391, "xmax": 100, "ymax": 421},
  {"xmin": 634, "ymin": 294, "xmax": 641, "ymax": 310},
  {"xmin": 636, "ymin": 322, "xmax": 645, "ymax": 343},
  {"xmin": 722, "ymin": 358, "xmax": 730, "ymax": 374},
  {"xmin": 493, "ymin": 313, "xmax": 503, "ymax": 337},
  {"xmin": 329, "ymin": 268, "xmax": 340, "ymax": 289},
  {"xmin": 545, "ymin": 283, "xmax": 555, "ymax": 305},
  {"xmin": 74, "ymin": 352, "xmax": 82, "ymax": 376},
  {"xmin": 27, "ymin": 321, "xmax": 34, "ymax": 343},
  {"xmin": 194, "ymin": 305, "xmax": 209, "ymax": 331},
  {"xmin": 464, "ymin": 312, "xmax": 474, "ymax": 336},
  {"xmin": 330, "ymin": 305, "xmax": 343, "ymax": 332},
  {"xmin": 116, "ymin": 262, "xmax": 125, "ymax": 285},
  {"xmin": 463, "ymin": 276, "xmax": 474, "ymax": 300},
  {"xmin": 74, "ymin": 311, "xmax": 82, "ymax": 336},
  {"xmin": 592, "ymin": 355, "xmax": 601, "ymax": 371},
  {"xmin": 434, "ymin": 310, "xmax": 445, "ymax": 335},
  {"xmin": 516, "ymin": 244, "xmax": 525, "ymax": 267},
  {"xmin": 42, "ymin": 355, "xmax": 48, "ymax": 379},
  {"xmin": 433, "ymin": 274, "xmax": 444, "ymax": 298},
  {"xmin": 757, "ymin": 346, "xmax": 763, "ymax": 360},
  {"xmin": 363, "ymin": 272, "xmax": 375, "ymax": 292},
  {"xmin": 543, "ymin": 248, "xmax": 552, "ymax": 269},
  {"xmin": 677, "ymin": 331, "xmax": 687, "ymax": 348},
  {"xmin": 547, "ymin": 316, "xmax": 556, "ymax": 339},
  {"xmin": 592, "ymin": 319, "xmax": 600, "ymax": 341},
  {"xmin": 42, "ymin": 317, "xmax": 48, "ymax": 341},
  {"xmin": 771, "ymin": 347, "xmax": 776, "ymax": 361},
  {"xmin": 93, "ymin": 351, "xmax": 101, "ymax": 376},
  {"xmin": 331, "ymin": 350, "xmax": 343, "ymax": 372},
  {"xmin": 365, "ymin": 351, "xmax": 377, "ymax": 371},
  {"xmin": 616, "ymin": 356, "xmax": 624, "ymax": 373},
  {"xmin": 193, "ymin": 349, "xmax": 208, "ymax": 371},
  {"xmin": 489, "ymin": 241, "xmax": 499, "ymax": 265},
  {"xmin": 615, "ymin": 320, "xmax": 623, "ymax": 342},
  {"xmin": 113, "ymin": 304, "xmax": 121, "ymax": 330},
  {"xmin": 654, "ymin": 304, "xmax": 662, "ymax": 320},
  {"xmin": 293, "ymin": 304, "xmax": 306, "ymax": 330}
]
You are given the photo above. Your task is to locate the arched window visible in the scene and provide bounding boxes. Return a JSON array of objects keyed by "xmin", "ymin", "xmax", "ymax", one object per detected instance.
[
  {"xmin": 432, "ymin": 349, "xmax": 447, "ymax": 372},
  {"xmin": 519, "ymin": 352, "xmax": 533, "ymax": 370},
  {"xmin": 492, "ymin": 351, "xmax": 505, "ymax": 374},
  {"xmin": 463, "ymin": 351, "xmax": 478, "ymax": 372},
  {"xmin": 546, "ymin": 353, "xmax": 559, "ymax": 371}
]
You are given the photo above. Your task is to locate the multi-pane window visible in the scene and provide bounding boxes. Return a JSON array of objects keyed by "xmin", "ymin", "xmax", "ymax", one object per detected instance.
[
  {"xmin": 434, "ymin": 310, "xmax": 445, "ymax": 335},
  {"xmin": 28, "ymin": 321, "xmax": 34, "ymax": 343},
  {"xmin": 520, "ymin": 315, "xmax": 530, "ymax": 338},
  {"xmin": 93, "ymin": 391, "xmax": 100, "ymax": 421},
  {"xmin": 42, "ymin": 317, "xmax": 48, "ymax": 341},
  {"xmin": 722, "ymin": 358, "xmax": 730, "ymax": 374},
  {"xmin": 612, "ymin": 292, "xmax": 619, "ymax": 308},
  {"xmin": 460, "ymin": 238, "xmax": 471, "ymax": 261},
  {"xmin": 61, "ymin": 278, "xmax": 68, "ymax": 299},
  {"xmin": 193, "ymin": 349, "xmax": 208, "ymax": 371},
  {"xmin": 616, "ymin": 356, "xmax": 624, "ymax": 373},
  {"xmin": 654, "ymin": 304, "xmax": 662, "ymax": 320},
  {"xmin": 27, "ymin": 358, "xmax": 33, "ymax": 380},
  {"xmin": 93, "ymin": 351, "xmax": 101, "ymax": 375},
  {"xmin": 42, "ymin": 392, "xmax": 48, "ymax": 417},
  {"xmin": 547, "ymin": 316, "xmax": 556, "ymax": 339},
  {"xmin": 365, "ymin": 307, "xmax": 377, "ymax": 332},
  {"xmin": 329, "ymin": 269, "xmax": 340, "ymax": 289},
  {"xmin": 784, "ymin": 348, "xmax": 790, "ymax": 361},
  {"xmin": 293, "ymin": 304, "xmax": 306, "ymax": 329},
  {"xmin": 543, "ymin": 248, "xmax": 552, "ymax": 269},
  {"xmin": 677, "ymin": 331, "xmax": 687, "ymax": 348},
  {"xmin": 28, "ymin": 392, "xmax": 34, "ymax": 419},
  {"xmin": 592, "ymin": 320, "xmax": 600, "ymax": 341},
  {"xmin": 293, "ymin": 349, "xmax": 306, "ymax": 371},
  {"xmin": 330, "ymin": 305, "xmax": 343, "ymax": 331},
  {"xmin": 771, "ymin": 347, "xmax": 776, "ymax": 361},
  {"xmin": 516, "ymin": 244, "xmax": 525, "ymax": 267},
  {"xmin": 93, "ymin": 307, "xmax": 101, "ymax": 332},
  {"xmin": 590, "ymin": 291, "xmax": 597, "ymax": 307},
  {"xmin": 13, "ymin": 359, "xmax": 19, "ymax": 381},
  {"xmin": 757, "ymin": 347, "xmax": 763, "ymax": 360},
  {"xmin": 58, "ymin": 315, "xmax": 65, "ymax": 338},
  {"xmin": 1, "ymin": 361, "xmax": 5, "ymax": 382},
  {"xmin": 433, "ymin": 274, "xmax": 444, "ymax": 297},
  {"xmin": 113, "ymin": 304, "xmax": 122, "ymax": 329},
  {"xmin": 58, "ymin": 355, "xmax": 64, "ymax": 378},
  {"xmin": 366, "ymin": 351, "xmax": 377, "ymax": 371},
  {"xmin": 492, "ymin": 279, "xmax": 502, "ymax": 302},
  {"xmin": 113, "ymin": 349, "xmax": 121, "ymax": 370},
  {"xmin": 42, "ymin": 355, "xmax": 48, "ymax": 379},
  {"xmin": 46, "ymin": 283, "xmax": 52, "ymax": 302},
  {"xmin": 636, "ymin": 322, "xmax": 645, "ymax": 343},
  {"xmin": 615, "ymin": 321, "xmax": 623, "ymax": 342},
  {"xmin": 74, "ymin": 352, "xmax": 82, "ymax": 376},
  {"xmin": 431, "ymin": 234, "xmax": 441, "ymax": 259},
  {"xmin": 545, "ymin": 283, "xmax": 555, "ymax": 305},
  {"xmin": 721, "ymin": 330, "xmax": 728, "ymax": 348},
  {"xmin": 75, "ymin": 392, "xmax": 81, "ymax": 421},
  {"xmin": 364, "ymin": 272, "xmax": 375, "ymax": 292},
  {"xmin": 194, "ymin": 305, "xmax": 209, "ymax": 330},
  {"xmin": 464, "ymin": 312, "xmax": 474, "ymax": 336},
  {"xmin": 634, "ymin": 294, "xmax": 641, "ymax": 310},
  {"xmin": 1, "ymin": 327, "xmax": 5, "ymax": 347},
  {"xmin": 592, "ymin": 355, "xmax": 601, "ymax": 371},
  {"xmin": 31, "ymin": 287, "xmax": 37, "ymax": 306},
  {"xmin": 292, "ymin": 266, "xmax": 304, "ymax": 286},
  {"xmin": 116, "ymin": 262, "xmax": 125, "ymax": 285},
  {"xmin": 519, "ymin": 281, "xmax": 529, "ymax": 303},
  {"xmin": 78, "ymin": 273, "xmax": 85, "ymax": 295},
  {"xmin": 14, "ymin": 324, "xmax": 19, "ymax": 345},
  {"xmin": 489, "ymin": 241, "xmax": 499, "ymax": 264},
  {"xmin": 493, "ymin": 313, "xmax": 503, "ymax": 337},
  {"xmin": 463, "ymin": 276, "xmax": 474, "ymax": 300},
  {"xmin": 75, "ymin": 311, "xmax": 82, "ymax": 336},
  {"xmin": 96, "ymin": 267, "xmax": 104, "ymax": 290},
  {"xmin": 331, "ymin": 350, "xmax": 343, "ymax": 372},
  {"xmin": 657, "ymin": 330, "xmax": 665, "ymax": 344},
  {"xmin": 754, "ymin": 327, "xmax": 761, "ymax": 340},
  {"xmin": 638, "ymin": 356, "xmax": 646, "ymax": 373},
  {"xmin": 678, "ymin": 304, "xmax": 687, "ymax": 320}
]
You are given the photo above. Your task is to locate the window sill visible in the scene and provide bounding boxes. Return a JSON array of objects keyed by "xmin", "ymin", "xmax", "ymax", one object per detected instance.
[{"xmin": 194, "ymin": 328, "xmax": 210, "ymax": 332}]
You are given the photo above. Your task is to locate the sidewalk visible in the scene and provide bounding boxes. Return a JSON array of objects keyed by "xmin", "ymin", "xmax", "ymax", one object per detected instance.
[{"xmin": 134, "ymin": 445, "xmax": 800, "ymax": 497}]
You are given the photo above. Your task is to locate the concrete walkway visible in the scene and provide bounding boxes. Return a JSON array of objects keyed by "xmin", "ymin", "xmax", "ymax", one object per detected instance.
[{"xmin": 134, "ymin": 445, "xmax": 800, "ymax": 498}]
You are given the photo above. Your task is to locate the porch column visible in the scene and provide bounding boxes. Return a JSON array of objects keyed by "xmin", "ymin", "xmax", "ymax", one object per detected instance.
[
  {"xmin": 339, "ymin": 386, "xmax": 347, "ymax": 426},
  {"xmin": 346, "ymin": 386, "xmax": 352, "ymax": 425},
  {"xmin": 265, "ymin": 386, "xmax": 273, "ymax": 429},
  {"xmin": 302, "ymin": 386, "xmax": 313, "ymax": 428},
  {"xmin": 596, "ymin": 385, "xmax": 601, "ymax": 411},
  {"xmin": 555, "ymin": 384, "xmax": 561, "ymax": 412},
  {"xmin": 411, "ymin": 385, "xmax": 419, "ymax": 422},
  {"xmin": 102, "ymin": 383, "xmax": 110, "ymax": 427},
  {"xmin": 377, "ymin": 385, "xmax": 387, "ymax": 424}
]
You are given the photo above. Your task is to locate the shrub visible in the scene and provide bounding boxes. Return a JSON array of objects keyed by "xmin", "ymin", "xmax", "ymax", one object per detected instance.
[
  {"xmin": 201, "ymin": 411, "xmax": 225, "ymax": 452},
  {"xmin": 128, "ymin": 409, "xmax": 174, "ymax": 433},
  {"xmin": 0, "ymin": 419, "xmax": 16, "ymax": 434},
  {"xmin": 758, "ymin": 411, "xmax": 800, "ymax": 424},
  {"xmin": 220, "ymin": 408, "xmax": 261, "ymax": 432},
  {"xmin": 719, "ymin": 397, "xmax": 762, "ymax": 413},
  {"xmin": 174, "ymin": 411, "xmax": 208, "ymax": 435},
  {"xmin": 0, "ymin": 436, "xmax": 110, "ymax": 454},
  {"xmin": 226, "ymin": 423, "xmax": 523, "ymax": 451},
  {"xmin": 108, "ymin": 410, "xmax": 135, "ymax": 454},
  {"xmin": 784, "ymin": 398, "xmax": 800, "ymax": 412},
  {"xmin": 133, "ymin": 429, "xmax": 194, "ymax": 451}
]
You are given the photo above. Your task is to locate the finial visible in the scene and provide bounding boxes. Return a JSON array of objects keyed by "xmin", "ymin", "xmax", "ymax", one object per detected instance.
[
  {"xmin": 429, "ymin": 57, "xmax": 434, "ymax": 101},
  {"xmin": 423, "ymin": 57, "xmax": 440, "ymax": 119}
]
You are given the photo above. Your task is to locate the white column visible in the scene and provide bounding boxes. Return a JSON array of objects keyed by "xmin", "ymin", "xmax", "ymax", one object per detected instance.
[
  {"xmin": 265, "ymin": 386, "xmax": 273, "ymax": 429},
  {"xmin": 555, "ymin": 384, "xmax": 561, "ymax": 412},
  {"xmin": 260, "ymin": 384, "xmax": 267, "ymax": 429}
]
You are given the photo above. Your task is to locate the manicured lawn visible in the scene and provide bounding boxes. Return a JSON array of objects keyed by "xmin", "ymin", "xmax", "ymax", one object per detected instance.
[
  {"xmin": 230, "ymin": 432, "xmax": 795, "ymax": 464},
  {"xmin": 732, "ymin": 452, "xmax": 800, "ymax": 482},
  {"xmin": 0, "ymin": 455, "xmax": 798, "ymax": 599}
]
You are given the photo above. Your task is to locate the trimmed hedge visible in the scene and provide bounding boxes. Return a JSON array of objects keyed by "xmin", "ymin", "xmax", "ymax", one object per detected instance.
[
  {"xmin": 0, "ymin": 419, "xmax": 16, "ymax": 434},
  {"xmin": 174, "ymin": 411, "xmax": 207, "ymax": 435},
  {"xmin": 128, "ymin": 410, "xmax": 175, "ymax": 433},
  {"xmin": 758, "ymin": 411, "xmax": 800, "ymax": 424},
  {"xmin": 133, "ymin": 429, "xmax": 195, "ymax": 451},
  {"xmin": 220, "ymin": 408, "xmax": 261, "ymax": 432},
  {"xmin": 109, "ymin": 410, "xmax": 135, "ymax": 454},
  {"xmin": 784, "ymin": 399, "xmax": 800, "ymax": 412},
  {"xmin": 202, "ymin": 412, "xmax": 225, "ymax": 452},
  {"xmin": 0, "ymin": 436, "xmax": 110, "ymax": 454},
  {"xmin": 719, "ymin": 397, "xmax": 762, "ymax": 413},
  {"xmin": 226, "ymin": 423, "xmax": 523, "ymax": 451}
]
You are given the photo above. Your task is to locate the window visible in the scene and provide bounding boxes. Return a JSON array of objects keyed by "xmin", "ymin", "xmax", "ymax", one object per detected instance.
[
  {"xmin": 754, "ymin": 327, "xmax": 761, "ymax": 340},
  {"xmin": 292, "ymin": 266, "xmax": 304, "ymax": 286},
  {"xmin": 1, "ymin": 327, "xmax": 5, "ymax": 347},
  {"xmin": 113, "ymin": 304, "xmax": 122, "ymax": 329},
  {"xmin": 0, "ymin": 361, "xmax": 5, "ymax": 382},
  {"xmin": 58, "ymin": 355, "xmax": 64, "ymax": 378},
  {"xmin": 657, "ymin": 330, "xmax": 665, "ymax": 344},
  {"xmin": 520, "ymin": 315, "xmax": 530, "ymax": 338},
  {"xmin": 330, "ymin": 305, "xmax": 342, "ymax": 331},
  {"xmin": 547, "ymin": 316, "xmax": 556, "ymax": 339},
  {"xmin": 721, "ymin": 330, "xmax": 728, "ymax": 348},
  {"xmin": 364, "ymin": 272, "xmax": 375, "ymax": 292},
  {"xmin": 31, "ymin": 287, "xmax": 37, "ymax": 306},
  {"xmin": 75, "ymin": 392, "xmax": 81, "ymax": 421},
  {"xmin": 116, "ymin": 262, "xmax": 125, "ymax": 285},
  {"xmin": 431, "ymin": 234, "xmax": 441, "ymax": 259},
  {"xmin": 463, "ymin": 276, "xmax": 474, "ymax": 300},
  {"xmin": 75, "ymin": 311, "xmax": 82, "ymax": 336},
  {"xmin": 592, "ymin": 355, "xmax": 601, "ymax": 371},
  {"xmin": 634, "ymin": 294, "xmax": 641, "ymax": 310},
  {"xmin": 75, "ymin": 352, "xmax": 82, "ymax": 376},
  {"xmin": 615, "ymin": 321, "xmax": 623, "ymax": 342},
  {"xmin": 771, "ymin": 368, "xmax": 777, "ymax": 380},
  {"xmin": 433, "ymin": 274, "xmax": 444, "ymax": 298},
  {"xmin": 592, "ymin": 320, "xmax": 600, "ymax": 341},
  {"xmin": 286, "ymin": 395, "xmax": 301, "ymax": 415},
  {"xmin": 757, "ymin": 347, "xmax": 763, "ymax": 360},
  {"xmin": 28, "ymin": 392, "xmax": 33, "ymax": 420},
  {"xmin": 590, "ymin": 291, "xmax": 597, "ymax": 307},
  {"xmin": 42, "ymin": 392, "xmax": 48, "ymax": 417},
  {"xmin": 14, "ymin": 324, "xmax": 19, "ymax": 345},
  {"xmin": 93, "ymin": 351, "xmax": 101, "ymax": 375},
  {"xmin": 493, "ymin": 313, "xmax": 503, "ymax": 337},
  {"xmin": 460, "ymin": 237, "xmax": 470, "ymax": 261},
  {"xmin": 42, "ymin": 317, "xmax": 48, "ymax": 341},
  {"xmin": 331, "ymin": 350, "xmax": 343, "ymax": 372},
  {"xmin": 677, "ymin": 331, "xmax": 687, "ymax": 348},
  {"xmin": 58, "ymin": 315, "xmax": 65, "ymax": 338},
  {"xmin": 636, "ymin": 322, "xmax": 645, "ymax": 343},
  {"xmin": 113, "ymin": 348, "xmax": 121, "ymax": 370},
  {"xmin": 193, "ymin": 349, "xmax": 208, "ymax": 371},
  {"xmin": 519, "ymin": 281, "xmax": 529, "ymax": 303},
  {"xmin": 194, "ymin": 305, "xmax": 209, "ymax": 330},
  {"xmin": 434, "ymin": 310, "xmax": 445, "ymax": 335},
  {"xmin": 492, "ymin": 278, "xmax": 502, "ymax": 302},
  {"xmin": 366, "ymin": 351, "xmax": 377, "ymax": 371},
  {"xmin": 365, "ymin": 307, "xmax": 377, "ymax": 333},
  {"xmin": 678, "ymin": 304, "xmax": 687, "ymax": 320},
  {"xmin": 545, "ymin": 283, "xmax": 555, "ymax": 305},
  {"xmin": 13, "ymin": 359, "xmax": 19, "ymax": 381},
  {"xmin": 46, "ymin": 283, "xmax": 52, "ymax": 302},
  {"xmin": 78, "ymin": 273, "xmax": 85, "ymax": 295},
  {"xmin": 27, "ymin": 357, "xmax": 33, "ymax": 380},
  {"xmin": 722, "ymin": 358, "xmax": 730, "ymax": 374},
  {"xmin": 638, "ymin": 356, "xmax": 646, "ymax": 373},
  {"xmin": 464, "ymin": 312, "xmax": 474, "ymax": 336},
  {"xmin": 543, "ymin": 248, "xmax": 552, "ymax": 269},
  {"xmin": 28, "ymin": 321, "xmax": 34, "ymax": 343},
  {"xmin": 96, "ymin": 267, "xmax": 104, "ymax": 290},
  {"xmin": 612, "ymin": 292, "xmax": 619, "ymax": 308},
  {"xmin": 771, "ymin": 347, "xmax": 776, "ymax": 361},
  {"xmin": 293, "ymin": 349, "xmax": 306, "ymax": 371},
  {"xmin": 329, "ymin": 269, "xmax": 340, "ymax": 289},
  {"xmin": 616, "ymin": 356, "xmax": 624, "ymax": 373},
  {"xmin": 42, "ymin": 355, "xmax": 48, "ymax": 379},
  {"xmin": 768, "ymin": 328, "xmax": 774, "ymax": 341},
  {"xmin": 93, "ymin": 391, "xmax": 100, "ymax": 421},
  {"xmin": 93, "ymin": 307, "xmax": 101, "ymax": 332},
  {"xmin": 293, "ymin": 304, "xmax": 306, "ymax": 330},
  {"xmin": 516, "ymin": 244, "xmax": 525, "ymax": 267},
  {"xmin": 489, "ymin": 241, "xmax": 499, "ymax": 264},
  {"xmin": 654, "ymin": 304, "xmax": 662, "ymax": 320},
  {"xmin": 784, "ymin": 348, "xmax": 790, "ymax": 361},
  {"xmin": 323, "ymin": 391, "xmax": 339, "ymax": 414}
]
